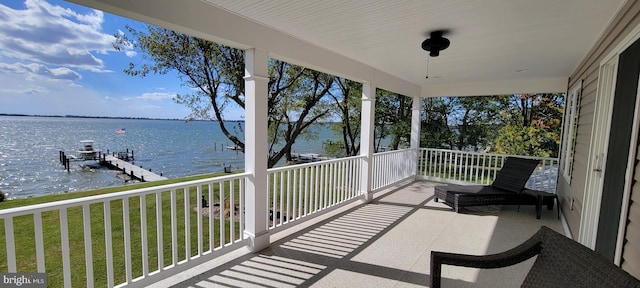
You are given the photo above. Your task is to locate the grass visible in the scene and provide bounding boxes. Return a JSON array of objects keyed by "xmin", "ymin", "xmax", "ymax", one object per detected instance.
[
  {"xmin": 266, "ymin": 162, "xmax": 361, "ymax": 225},
  {"xmin": 418, "ymin": 162, "xmax": 499, "ymax": 184},
  {"xmin": 0, "ymin": 163, "xmax": 363, "ymax": 287},
  {"xmin": 0, "ymin": 172, "xmax": 243, "ymax": 287}
]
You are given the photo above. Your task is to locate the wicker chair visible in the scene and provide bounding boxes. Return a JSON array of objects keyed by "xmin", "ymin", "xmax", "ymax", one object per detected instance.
[
  {"xmin": 431, "ymin": 226, "xmax": 640, "ymax": 287},
  {"xmin": 434, "ymin": 157, "xmax": 540, "ymax": 213}
]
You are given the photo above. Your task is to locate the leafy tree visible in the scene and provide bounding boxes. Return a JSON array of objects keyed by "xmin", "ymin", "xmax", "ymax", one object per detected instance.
[
  {"xmin": 114, "ymin": 25, "xmax": 245, "ymax": 147},
  {"xmin": 493, "ymin": 93, "xmax": 564, "ymax": 157},
  {"xmin": 420, "ymin": 97, "xmax": 455, "ymax": 149},
  {"xmin": 493, "ymin": 125, "xmax": 558, "ymax": 157},
  {"xmin": 267, "ymin": 61, "xmax": 334, "ymax": 166},
  {"xmin": 450, "ymin": 96, "xmax": 500, "ymax": 151},
  {"xmin": 421, "ymin": 96, "xmax": 499, "ymax": 151},
  {"xmin": 115, "ymin": 25, "xmax": 334, "ymax": 168},
  {"xmin": 325, "ymin": 77, "xmax": 362, "ymax": 157},
  {"xmin": 421, "ymin": 93, "xmax": 564, "ymax": 157},
  {"xmin": 374, "ymin": 90, "xmax": 412, "ymax": 151}
]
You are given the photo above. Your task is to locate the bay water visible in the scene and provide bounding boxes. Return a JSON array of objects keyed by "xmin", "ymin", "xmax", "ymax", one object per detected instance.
[{"xmin": 0, "ymin": 116, "xmax": 335, "ymax": 199}]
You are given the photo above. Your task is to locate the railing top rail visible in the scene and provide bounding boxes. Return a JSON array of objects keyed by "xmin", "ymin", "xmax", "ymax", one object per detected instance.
[
  {"xmin": 419, "ymin": 147, "xmax": 558, "ymax": 162},
  {"xmin": 267, "ymin": 155, "xmax": 365, "ymax": 172},
  {"xmin": 372, "ymin": 148, "xmax": 415, "ymax": 156},
  {"xmin": 0, "ymin": 172, "xmax": 251, "ymax": 217}
]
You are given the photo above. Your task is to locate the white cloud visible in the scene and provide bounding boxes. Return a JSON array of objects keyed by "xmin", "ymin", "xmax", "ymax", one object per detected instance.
[
  {"xmin": 49, "ymin": 67, "xmax": 81, "ymax": 80},
  {"xmin": 0, "ymin": 62, "xmax": 81, "ymax": 83},
  {"xmin": 0, "ymin": 1, "xmax": 196, "ymax": 119},
  {"xmin": 0, "ymin": 72, "xmax": 192, "ymax": 119},
  {"xmin": 139, "ymin": 92, "xmax": 176, "ymax": 100},
  {"xmin": 0, "ymin": 86, "xmax": 47, "ymax": 94},
  {"xmin": 0, "ymin": 0, "xmax": 117, "ymax": 72},
  {"xmin": 125, "ymin": 50, "xmax": 137, "ymax": 57}
]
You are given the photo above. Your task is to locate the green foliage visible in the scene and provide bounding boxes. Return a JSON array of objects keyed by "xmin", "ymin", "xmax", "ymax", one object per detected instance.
[
  {"xmin": 449, "ymin": 96, "xmax": 501, "ymax": 151},
  {"xmin": 114, "ymin": 25, "xmax": 565, "ymax": 162},
  {"xmin": 493, "ymin": 125, "xmax": 558, "ymax": 157},
  {"xmin": 266, "ymin": 61, "xmax": 334, "ymax": 167},
  {"xmin": 493, "ymin": 93, "xmax": 563, "ymax": 157},
  {"xmin": 421, "ymin": 93, "xmax": 564, "ymax": 157},
  {"xmin": 420, "ymin": 98, "xmax": 455, "ymax": 149},
  {"xmin": 326, "ymin": 78, "xmax": 362, "ymax": 157},
  {"xmin": 421, "ymin": 96, "xmax": 499, "ymax": 151},
  {"xmin": 323, "ymin": 140, "xmax": 347, "ymax": 158},
  {"xmin": 114, "ymin": 25, "xmax": 245, "ymax": 148},
  {"xmin": 375, "ymin": 89, "xmax": 412, "ymax": 151},
  {"xmin": 114, "ymin": 26, "xmax": 335, "ymax": 168}
]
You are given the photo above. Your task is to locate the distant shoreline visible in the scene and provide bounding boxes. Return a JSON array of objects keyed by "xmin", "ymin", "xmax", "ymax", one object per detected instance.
[
  {"xmin": 0, "ymin": 113, "xmax": 340, "ymax": 124},
  {"xmin": 0, "ymin": 113, "xmax": 245, "ymax": 122}
]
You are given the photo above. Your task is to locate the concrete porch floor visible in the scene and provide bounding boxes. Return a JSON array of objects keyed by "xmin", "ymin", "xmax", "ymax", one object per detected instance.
[{"xmin": 163, "ymin": 181, "xmax": 563, "ymax": 287}]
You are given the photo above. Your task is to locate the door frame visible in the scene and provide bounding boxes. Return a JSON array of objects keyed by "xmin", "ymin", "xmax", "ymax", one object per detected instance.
[
  {"xmin": 614, "ymin": 74, "xmax": 640, "ymax": 265},
  {"xmin": 579, "ymin": 57, "xmax": 617, "ymax": 249},
  {"xmin": 579, "ymin": 23, "xmax": 640, "ymax": 249}
]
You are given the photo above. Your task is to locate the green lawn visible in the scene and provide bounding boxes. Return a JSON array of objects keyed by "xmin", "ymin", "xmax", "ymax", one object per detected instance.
[
  {"xmin": 0, "ymin": 164, "xmax": 362, "ymax": 287},
  {"xmin": 0, "ymin": 172, "xmax": 243, "ymax": 287},
  {"xmin": 418, "ymin": 162, "xmax": 499, "ymax": 184},
  {"xmin": 267, "ymin": 163, "xmax": 360, "ymax": 224}
]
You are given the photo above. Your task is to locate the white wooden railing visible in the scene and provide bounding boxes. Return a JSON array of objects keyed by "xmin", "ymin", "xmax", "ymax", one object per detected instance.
[
  {"xmin": 0, "ymin": 173, "xmax": 249, "ymax": 288},
  {"xmin": 267, "ymin": 156, "xmax": 364, "ymax": 231},
  {"xmin": 417, "ymin": 148, "xmax": 559, "ymax": 192},
  {"xmin": 0, "ymin": 148, "xmax": 561, "ymax": 287},
  {"xmin": 371, "ymin": 149, "xmax": 416, "ymax": 191}
]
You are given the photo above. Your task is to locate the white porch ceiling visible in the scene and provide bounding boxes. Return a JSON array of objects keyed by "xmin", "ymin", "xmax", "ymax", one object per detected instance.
[{"xmin": 71, "ymin": 0, "xmax": 625, "ymax": 97}]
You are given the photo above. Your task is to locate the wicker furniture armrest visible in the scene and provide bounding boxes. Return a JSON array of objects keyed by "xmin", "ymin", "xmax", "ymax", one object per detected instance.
[
  {"xmin": 431, "ymin": 232, "xmax": 543, "ymax": 288},
  {"xmin": 430, "ymin": 226, "xmax": 640, "ymax": 288}
]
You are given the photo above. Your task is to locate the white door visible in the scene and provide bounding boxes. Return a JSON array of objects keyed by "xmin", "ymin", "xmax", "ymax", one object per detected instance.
[{"xmin": 579, "ymin": 57, "xmax": 618, "ymax": 248}]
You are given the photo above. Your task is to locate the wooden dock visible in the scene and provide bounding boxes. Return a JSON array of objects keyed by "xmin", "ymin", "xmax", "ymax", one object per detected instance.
[
  {"xmin": 101, "ymin": 155, "xmax": 167, "ymax": 182},
  {"xmin": 291, "ymin": 153, "xmax": 331, "ymax": 163}
]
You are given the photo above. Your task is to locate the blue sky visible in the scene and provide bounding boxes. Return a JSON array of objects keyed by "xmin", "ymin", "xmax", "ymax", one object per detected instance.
[{"xmin": 0, "ymin": 0, "xmax": 244, "ymax": 120}]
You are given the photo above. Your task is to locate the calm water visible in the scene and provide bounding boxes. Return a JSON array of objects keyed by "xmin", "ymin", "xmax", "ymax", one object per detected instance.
[{"xmin": 0, "ymin": 116, "xmax": 334, "ymax": 199}]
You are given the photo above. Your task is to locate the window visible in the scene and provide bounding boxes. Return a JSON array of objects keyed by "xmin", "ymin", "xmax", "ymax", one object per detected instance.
[{"xmin": 561, "ymin": 81, "xmax": 582, "ymax": 181}]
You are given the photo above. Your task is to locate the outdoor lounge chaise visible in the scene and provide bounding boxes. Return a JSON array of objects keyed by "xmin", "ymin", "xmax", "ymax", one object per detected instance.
[
  {"xmin": 434, "ymin": 156, "xmax": 541, "ymax": 213},
  {"xmin": 430, "ymin": 226, "xmax": 640, "ymax": 288}
]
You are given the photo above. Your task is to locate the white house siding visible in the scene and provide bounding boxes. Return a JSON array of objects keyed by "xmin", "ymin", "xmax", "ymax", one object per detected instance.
[{"xmin": 561, "ymin": 0, "xmax": 640, "ymax": 238}]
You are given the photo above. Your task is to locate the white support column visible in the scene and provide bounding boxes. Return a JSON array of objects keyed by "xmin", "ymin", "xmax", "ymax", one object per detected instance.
[
  {"xmin": 360, "ymin": 82, "xmax": 376, "ymax": 202},
  {"xmin": 410, "ymin": 96, "xmax": 422, "ymax": 179},
  {"xmin": 244, "ymin": 48, "xmax": 270, "ymax": 252}
]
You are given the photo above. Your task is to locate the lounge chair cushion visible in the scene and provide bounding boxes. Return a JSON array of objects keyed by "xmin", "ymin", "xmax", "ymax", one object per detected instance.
[{"xmin": 490, "ymin": 157, "xmax": 540, "ymax": 193}]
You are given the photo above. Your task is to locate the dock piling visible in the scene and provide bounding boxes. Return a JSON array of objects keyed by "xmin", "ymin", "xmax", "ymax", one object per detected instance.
[
  {"xmin": 101, "ymin": 154, "xmax": 167, "ymax": 182},
  {"xmin": 57, "ymin": 147, "xmax": 166, "ymax": 182}
]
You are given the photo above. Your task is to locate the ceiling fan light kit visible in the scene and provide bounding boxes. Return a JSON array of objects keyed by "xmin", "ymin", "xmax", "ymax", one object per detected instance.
[
  {"xmin": 422, "ymin": 30, "xmax": 450, "ymax": 79},
  {"xmin": 421, "ymin": 30, "xmax": 450, "ymax": 57}
]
